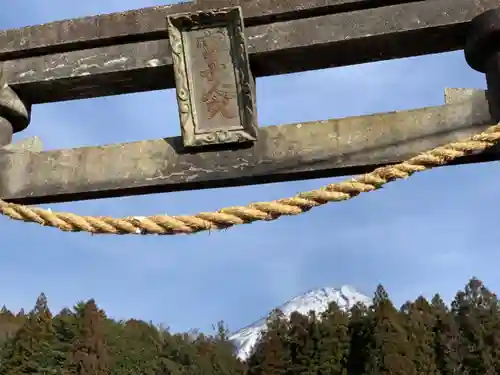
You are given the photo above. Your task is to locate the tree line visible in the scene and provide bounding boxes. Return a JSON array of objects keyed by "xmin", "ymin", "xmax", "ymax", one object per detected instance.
[{"xmin": 0, "ymin": 278, "xmax": 497, "ymax": 374}]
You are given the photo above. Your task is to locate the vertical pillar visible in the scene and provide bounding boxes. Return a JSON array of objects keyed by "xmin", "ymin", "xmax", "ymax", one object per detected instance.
[
  {"xmin": 464, "ymin": 8, "xmax": 500, "ymax": 121},
  {"xmin": 0, "ymin": 73, "xmax": 30, "ymax": 147},
  {"xmin": 0, "ymin": 118, "xmax": 12, "ymax": 147}
]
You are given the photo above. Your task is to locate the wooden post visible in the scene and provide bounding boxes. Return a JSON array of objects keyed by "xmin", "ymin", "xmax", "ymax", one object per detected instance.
[
  {"xmin": 0, "ymin": 69, "xmax": 30, "ymax": 147},
  {"xmin": 465, "ymin": 8, "xmax": 500, "ymax": 121}
]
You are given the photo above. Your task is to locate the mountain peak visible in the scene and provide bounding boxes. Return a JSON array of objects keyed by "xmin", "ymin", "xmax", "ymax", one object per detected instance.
[{"xmin": 229, "ymin": 285, "xmax": 371, "ymax": 361}]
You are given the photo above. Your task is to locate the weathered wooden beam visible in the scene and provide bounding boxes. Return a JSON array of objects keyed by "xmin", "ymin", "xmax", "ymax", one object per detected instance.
[
  {"xmin": 0, "ymin": 0, "xmax": 427, "ymax": 61},
  {"xmin": 7, "ymin": 0, "xmax": 498, "ymax": 105},
  {"xmin": 0, "ymin": 90, "xmax": 495, "ymax": 205}
]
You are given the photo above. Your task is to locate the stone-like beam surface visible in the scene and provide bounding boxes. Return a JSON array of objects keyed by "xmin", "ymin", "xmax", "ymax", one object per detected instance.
[
  {"xmin": 4, "ymin": 0, "xmax": 498, "ymax": 104},
  {"xmin": 0, "ymin": 0, "xmax": 424, "ymax": 60},
  {"xmin": 0, "ymin": 90, "xmax": 495, "ymax": 204}
]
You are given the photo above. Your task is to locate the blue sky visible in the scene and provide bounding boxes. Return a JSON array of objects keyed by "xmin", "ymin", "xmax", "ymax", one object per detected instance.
[{"xmin": 1, "ymin": 0, "xmax": 500, "ymax": 334}]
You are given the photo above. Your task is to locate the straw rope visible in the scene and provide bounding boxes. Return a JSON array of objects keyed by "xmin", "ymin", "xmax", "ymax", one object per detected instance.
[{"xmin": 1, "ymin": 124, "xmax": 499, "ymax": 235}]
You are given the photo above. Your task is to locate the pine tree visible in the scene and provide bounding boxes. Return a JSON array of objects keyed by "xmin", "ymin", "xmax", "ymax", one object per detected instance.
[
  {"xmin": 286, "ymin": 311, "xmax": 310, "ymax": 373},
  {"xmin": 402, "ymin": 296, "xmax": 439, "ymax": 374},
  {"xmin": 481, "ymin": 287, "xmax": 500, "ymax": 372},
  {"xmin": 452, "ymin": 278, "xmax": 495, "ymax": 374},
  {"xmin": 207, "ymin": 321, "xmax": 245, "ymax": 375},
  {"xmin": 315, "ymin": 301, "xmax": 350, "ymax": 374},
  {"xmin": 155, "ymin": 332, "xmax": 189, "ymax": 375},
  {"xmin": 304, "ymin": 310, "xmax": 323, "ymax": 374},
  {"xmin": 109, "ymin": 319, "xmax": 162, "ymax": 374},
  {"xmin": 364, "ymin": 285, "xmax": 416, "ymax": 375},
  {"xmin": 1, "ymin": 293, "xmax": 60, "ymax": 374},
  {"xmin": 190, "ymin": 332, "xmax": 215, "ymax": 375},
  {"xmin": 430, "ymin": 293, "xmax": 461, "ymax": 375},
  {"xmin": 346, "ymin": 302, "xmax": 372, "ymax": 375},
  {"xmin": 53, "ymin": 308, "xmax": 78, "ymax": 362},
  {"xmin": 68, "ymin": 299, "xmax": 110, "ymax": 375},
  {"xmin": 246, "ymin": 309, "xmax": 290, "ymax": 375},
  {"xmin": 0, "ymin": 306, "xmax": 21, "ymax": 343}
]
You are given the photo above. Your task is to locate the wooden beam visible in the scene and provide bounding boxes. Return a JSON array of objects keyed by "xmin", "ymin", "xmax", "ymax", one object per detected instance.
[
  {"xmin": 7, "ymin": 0, "xmax": 498, "ymax": 105},
  {"xmin": 0, "ymin": 90, "xmax": 495, "ymax": 205},
  {"xmin": 0, "ymin": 0, "xmax": 427, "ymax": 61}
]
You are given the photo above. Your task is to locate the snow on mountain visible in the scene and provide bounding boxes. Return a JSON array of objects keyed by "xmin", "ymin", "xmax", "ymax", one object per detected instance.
[{"xmin": 229, "ymin": 285, "xmax": 371, "ymax": 361}]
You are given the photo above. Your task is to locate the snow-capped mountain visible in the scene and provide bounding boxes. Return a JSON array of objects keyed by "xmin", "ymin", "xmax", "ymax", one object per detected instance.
[{"xmin": 229, "ymin": 285, "xmax": 371, "ymax": 361}]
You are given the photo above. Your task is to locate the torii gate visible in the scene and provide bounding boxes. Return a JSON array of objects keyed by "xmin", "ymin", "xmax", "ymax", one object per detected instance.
[{"xmin": 0, "ymin": 0, "xmax": 498, "ymax": 235}]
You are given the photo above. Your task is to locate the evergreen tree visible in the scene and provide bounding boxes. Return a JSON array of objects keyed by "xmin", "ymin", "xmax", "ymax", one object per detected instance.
[
  {"xmin": 208, "ymin": 321, "xmax": 245, "ymax": 375},
  {"xmin": 286, "ymin": 311, "xmax": 311, "ymax": 373},
  {"xmin": 52, "ymin": 308, "xmax": 78, "ymax": 362},
  {"xmin": 1, "ymin": 293, "xmax": 60, "ymax": 374},
  {"xmin": 247, "ymin": 309, "xmax": 290, "ymax": 375},
  {"xmin": 481, "ymin": 288, "xmax": 500, "ymax": 372},
  {"xmin": 154, "ymin": 332, "xmax": 186, "ymax": 375},
  {"xmin": 0, "ymin": 307, "xmax": 22, "ymax": 343},
  {"xmin": 304, "ymin": 310, "xmax": 323, "ymax": 374},
  {"xmin": 68, "ymin": 299, "xmax": 110, "ymax": 375},
  {"xmin": 403, "ymin": 296, "xmax": 439, "ymax": 374},
  {"xmin": 316, "ymin": 301, "xmax": 350, "ymax": 374},
  {"xmin": 346, "ymin": 302, "xmax": 372, "ymax": 375},
  {"xmin": 109, "ymin": 319, "xmax": 161, "ymax": 374},
  {"xmin": 452, "ymin": 278, "xmax": 495, "ymax": 374},
  {"xmin": 364, "ymin": 285, "xmax": 416, "ymax": 375},
  {"xmin": 156, "ymin": 328, "xmax": 222, "ymax": 375},
  {"xmin": 430, "ymin": 293, "xmax": 461, "ymax": 375},
  {"xmin": 5, "ymin": 279, "xmax": 500, "ymax": 374}
]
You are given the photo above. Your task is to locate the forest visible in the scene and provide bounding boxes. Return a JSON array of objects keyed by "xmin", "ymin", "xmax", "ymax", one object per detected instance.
[{"xmin": 0, "ymin": 277, "xmax": 497, "ymax": 374}]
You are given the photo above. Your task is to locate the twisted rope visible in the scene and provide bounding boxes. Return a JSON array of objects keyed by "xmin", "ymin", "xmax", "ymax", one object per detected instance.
[{"xmin": 1, "ymin": 123, "xmax": 500, "ymax": 235}]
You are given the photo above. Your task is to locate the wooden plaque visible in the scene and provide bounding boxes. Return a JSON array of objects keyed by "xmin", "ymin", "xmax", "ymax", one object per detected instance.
[{"xmin": 167, "ymin": 6, "xmax": 258, "ymax": 148}]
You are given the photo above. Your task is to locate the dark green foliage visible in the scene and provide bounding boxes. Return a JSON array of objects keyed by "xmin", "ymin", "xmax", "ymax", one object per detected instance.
[
  {"xmin": 0, "ymin": 278, "xmax": 498, "ymax": 374},
  {"xmin": 451, "ymin": 278, "xmax": 498, "ymax": 375},
  {"xmin": 0, "ymin": 296, "xmax": 241, "ymax": 374},
  {"xmin": 401, "ymin": 297, "xmax": 438, "ymax": 374},
  {"xmin": 0, "ymin": 293, "xmax": 61, "ymax": 374},
  {"xmin": 315, "ymin": 303, "xmax": 350, "ymax": 374},
  {"xmin": 246, "ymin": 309, "xmax": 290, "ymax": 375},
  {"xmin": 364, "ymin": 285, "xmax": 416, "ymax": 375},
  {"xmin": 68, "ymin": 299, "xmax": 110, "ymax": 375},
  {"xmin": 430, "ymin": 293, "xmax": 461, "ymax": 375},
  {"xmin": 247, "ymin": 278, "xmax": 500, "ymax": 375}
]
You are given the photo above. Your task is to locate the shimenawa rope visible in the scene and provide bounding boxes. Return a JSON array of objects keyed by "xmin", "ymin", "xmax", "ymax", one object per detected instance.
[{"xmin": 1, "ymin": 123, "xmax": 499, "ymax": 235}]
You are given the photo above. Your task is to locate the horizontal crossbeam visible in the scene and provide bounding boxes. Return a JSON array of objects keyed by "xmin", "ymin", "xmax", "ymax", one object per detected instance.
[
  {"xmin": 0, "ymin": 0, "xmax": 424, "ymax": 61},
  {"xmin": 5, "ymin": 0, "xmax": 498, "ymax": 104},
  {"xmin": 0, "ymin": 89, "xmax": 495, "ymax": 205}
]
